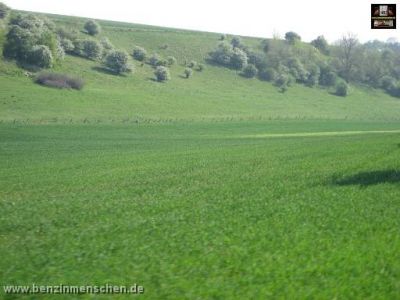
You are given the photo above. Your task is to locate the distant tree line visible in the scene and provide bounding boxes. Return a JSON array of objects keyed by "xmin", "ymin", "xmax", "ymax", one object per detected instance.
[{"xmin": 210, "ymin": 33, "xmax": 400, "ymax": 97}]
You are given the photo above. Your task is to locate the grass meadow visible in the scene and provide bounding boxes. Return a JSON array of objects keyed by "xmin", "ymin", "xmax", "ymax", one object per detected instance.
[{"xmin": 1, "ymin": 120, "xmax": 400, "ymax": 299}]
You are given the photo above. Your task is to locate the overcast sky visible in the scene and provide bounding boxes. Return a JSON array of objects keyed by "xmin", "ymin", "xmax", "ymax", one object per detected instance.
[{"xmin": 2, "ymin": 0, "xmax": 399, "ymax": 43}]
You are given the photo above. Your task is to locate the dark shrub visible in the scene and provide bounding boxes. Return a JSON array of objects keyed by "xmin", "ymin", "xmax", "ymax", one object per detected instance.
[
  {"xmin": 230, "ymin": 48, "xmax": 248, "ymax": 70},
  {"xmin": 188, "ymin": 60, "xmax": 197, "ymax": 68},
  {"xmin": 231, "ymin": 37, "xmax": 242, "ymax": 48},
  {"xmin": 242, "ymin": 64, "xmax": 258, "ymax": 78},
  {"xmin": 274, "ymin": 73, "xmax": 290, "ymax": 92},
  {"xmin": 60, "ymin": 38, "xmax": 74, "ymax": 53},
  {"xmin": 320, "ymin": 70, "xmax": 337, "ymax": 87},
  {"xmin": 149, "ymin": 53, "xmax": 161, "ymax": 67},
  {"xmin": 259, "ymin": 68, "xmax": 277, "ymax": 81},
  {"xmin": 133, "ymin": 46, "xmax": 147, "ymax": 61},
  {"xmin": 35, "ymin": 72, "xmax": 84, "ymax": 90},
  {"xmin": 197, "ymin": 64, "xmax": 204, "ymax": 71},
  {"xmin": 184, "ymin": 68, "xmax": 193, "ymax": 78},
  {"xmin": 209, "ymin": 42, "xmax": 233, "ymax": 66},
  {"xmin": 28, "ymin": 45, "xmax": 53, "ymax": 68},
  {"xmin": 380, "ymin": 76, "xmax": 396, "ymax": 91},
  {"xmin": 167, "ymin": 56, "xmax": 177, "ymax": 66},
  {"xmin": 84, "ymin": 20, "xmax": 101, "ymax": 36},
  {"xmin": 285, "ymin": 31, "xmax": 301, "ymax": 45},
  {"xmin": 77, "ymin": 39, "xmax": 102, "ymax": 60},
  {"xmin": 154, "ymin": 66, "xmax": 170, "ymax": 82},
  {"xmin": 311, "ymin": 35, "xmax": 330, "ymax": 55},
  {"xmin": 220, "ymin": 34, "xmax": 227, "ymax": 41},
  {"xmin": 335, "ymin": 81, "xmax": 349, "ymax": 97}
]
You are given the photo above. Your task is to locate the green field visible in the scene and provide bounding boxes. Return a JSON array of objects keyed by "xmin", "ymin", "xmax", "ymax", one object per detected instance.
[{"xmin": 1, "ymin": 10, "xmax": 400, "ymax": 300}]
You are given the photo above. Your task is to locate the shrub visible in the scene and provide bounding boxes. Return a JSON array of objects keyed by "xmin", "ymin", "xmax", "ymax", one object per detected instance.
[
  {"xmin": 335, "ymin": 81, "xmax": 349, "ymax": 97},
  {"xmin": 154, "ymin": 66, "xmax": 170, "ymax": 82},
  {"xmin": 305, "ymin": 64, "xmax": 320, "ymax": 87},
  {"xmin": 197, "ymin": 64, "xmax": 204, "ymax": 71},
  {"xmin": 209, "ymin": 42, "xmax": 234, "ymax": 66},
  {"xmin": 0, "ymin": 2, "xmax": 10, "ymax": 19},
  {"xmin": 100, "ymin": 37, "xmax": 114, "ymax": 50},
  {"xmin": 188, "ymin": 60, "xmax": 197, "ymax": 68},
  {"xmin": 231, "ymin": 37, "xmax": 242, "ymax": 48},
  {"xmin": 285, "ymin": 31, "xmax": 301, "ymax": 45},
  {"xmin": 10, "ymin": 14, "xmax": 44, "ymax": 30},
  {"xmin": 84, "ymin": 20, "xmax": 101, "ymax": 36},
  {"xmin": 3, "ymin": 25, "xmax": 35, "ymax": 60},
  {"xmin": 167, "ymin": 56, "xmax": 177, "ymax": 66},
  {"xmin": 133, "ymin": 46, "xmax": 147, "ymax": 61},
  {"xmin": 104, "ymin": 50, "xmax": 132, "ymax": 74},
  {"xmin": 388, "ymin": 82, "xmax": 400, "ymax": 97},
  {"xmin": 259, "ymin": 68, "xmax": 277, "ymax": 81},
  {"xmin": 28, "ymin": 45, "xmax": 53, "ymax": 68},
  {"xmin": 184, "ymin": 68, "xmax": 193, "ymax": 78},
  {"xmin": 242, "ymin": 64, "xmax": 258, "ymax": 78},
  {"xmin": 220, "ymin": 34, "xmax": 226, "ymax": 41},
  {"xmin": 56, "ymin": 28, "xmax": 78, "ymax": 41},
  {"xmin": 274, "ymin": 73, "xmax": 290, "ymax": 92},
  {"xmin": 380, "ymin": 75, "xmax": 396, "ymax": 91},
  {"xmin": 149, "ymin": 53, "xmax": 161, "ymax": 67},
  {"xmin": 311, "ymin": 35, "xmax": 330, "ymax": 55},
  {"xmin": 287, "ymin": 57, "xmax": 308, "ymax": 83},
  {"xmin": 60, "ymin": 38, "xmax": 74, "ymax": 53},
  {"xmin": 35, "ymin": 72, "xmax": 84, "ymax": 90},
  {"xmin": 82, "ymin": 40, "xmax": 102, "ymax": 60},
  {"xmin": 247, "ymin": 51, "xmax": 268, "ymax": 70},
  {"xmin": 320, "ymin": 69, "xmax": 337, "ymax": 87},
  {"xmin": 230, "ymin": 48, "xmax": 248, "ymax": 70}
]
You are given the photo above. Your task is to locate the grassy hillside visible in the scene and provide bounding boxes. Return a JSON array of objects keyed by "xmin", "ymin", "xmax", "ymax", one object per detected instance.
[{"xmin": 0, "ymin": 12, "xmax": 399, "ymax": 124}]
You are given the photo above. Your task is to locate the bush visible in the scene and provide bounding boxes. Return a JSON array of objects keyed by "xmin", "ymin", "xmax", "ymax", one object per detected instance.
[
  {"xmin": 335, "ymin": 81, "xmax": 349, "ymax": 97},
  {"xmin": 35, "ymin": 72, "xmax": 84, "ymax": 90},
  {"xmin": 231, "ymin": 37, "xmax": 242, "ymax": 48},
  {"xmin": 133, "ymin": 46, "xmax": 147, "ymax": 61},
  {"xmin": 184, "ymin": 68, "xmax": 193, "ymax": 78},
  {"xmin": 311, "ymin": 35, "xmax": 330, "ymax": 55},
  {"xmin": 154, "ymin": 66, "xmax": 170, "ymax": 82},
  {"xmin": 188, "ymin": 60, "xmax": 197, "ymax": 68},
  {"xmin": 100, "ymin": 37, "xmax": 114, "ymax": 50},
  {"xmin": 380, "ymin": 75, "xmax": 396, "ymax": 91},
  {"xmin": 305, "ymin": 64, "xmax": 320, "ymax": 87},
  {"xmin": 149, "ymin": 53, "xmax": 161, "ymax": 67},
  {"xmin": 60, "ymin": 38, "xmax": 74, "ymax": 53},
  {"xmin": 259, "ymin": 68, "xmax": 277, "ymax": 81},
  {"xmin": 285, "ymin": 31, "xmax": 301, "ymax": 45},
  {"xmin": 220, "ymin": 34, "xmax": 227, "ymax": 41},
  {"xmin": 167, "ymin": 56, "xmax": 177, "ymax": 66},
  {"xmin": 82, "ymin": 40, "xmax": 102, "ymax": 60},
  {"xmin": 247, "ymin": 51, "xmax": 268, "ymax": 70},
  {"xmin": 388, "ymin": 82, "xmax": 400, "ymax": 97},
  {"xmin": 230, "ymin": 48, "xmax": 248, "ymax": 70},
  {"xmin": 287, "ymin": 58, "xmax": 308, "ymax": 83},
  {"xmin": 320, "ymin": 69, "xmax": 337, "ymax": 87},
  {"xmin": 0, "ymin": 2, "xmax": 10, "ymax": 19},
  {"xmin": 242, "ymin": 64, "xmax": 258, "ymax": 78},
  {"xmin": 28, "ymin": 45, "xmax": 53, "ymax": 68},
  {"xmin": 274, "ymin": 73, "xmax": 290, "ymax": 93},
  {"xmin": 197, "ymin": 64, "xmax": 204, "ymax": 71},
  {"xmin": 84, "ymin": 20, "xmax": 101, "ymax": 36},
  {"xmin": 104, "ymin": 50, "xmax": 132, "ymax": 74},
  {"xmin": 10, "ymin": 14, "xmax": 44, "ymax": 30},
  {"xmin": 209, "ymin": 42, "xmax": 234, "ymax": 66}
]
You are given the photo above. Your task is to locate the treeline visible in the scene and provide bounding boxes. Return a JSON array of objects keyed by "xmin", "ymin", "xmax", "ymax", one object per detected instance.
[{"xmin": 210, "ymin": 33, "xmax": 400, "ymax": 97}]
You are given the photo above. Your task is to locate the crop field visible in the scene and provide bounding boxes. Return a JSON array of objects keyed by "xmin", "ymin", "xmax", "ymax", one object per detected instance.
[{"xmin": 1, "ymin": 120, "xmax": 400, "ymax": 299}]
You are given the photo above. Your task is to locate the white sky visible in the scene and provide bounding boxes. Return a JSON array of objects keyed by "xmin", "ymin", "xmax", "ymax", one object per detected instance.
[{"xmin": 2, "ymin": 0, "xmax": 399, "ymax": 43}]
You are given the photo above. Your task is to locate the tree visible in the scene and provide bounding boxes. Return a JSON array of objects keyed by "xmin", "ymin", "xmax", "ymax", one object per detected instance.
[
  {"xmin": 0, "ymin": 2, "xmax": 10, "ymax": 19},
  {"xmin": 335, "ymin": 33, "xmax": 359, "ymax": 83},
  {"xmin": 285, "ymin": 31, "xmax": 301, "ymax": 45},
  {"xmin": 84, "ymin": 20, "xmax": 101, "ymax": 36},
  {"xmin": 311, "ymin": 35, "xmax": 330, "ymax": 55},
  {"xmin": 133, "ymin": 46, "xmax": 147, "ymax": 61},
  {"xmin": 335, "ymin": 81, "xmax": 349, "ymax": 96},
  {"xmin": 28, "ymin": 45, "xmax": 53, "ymax": 68},
  {"xmin": 184, "ymin": 68, "xmax": 193, "ymax": 78},
  {"xmin": 242, "ymin": 64, "xmax": 258, "ymax": 78},
  {"xmin": 104, "ymin": 50, "xmax": 132, "ymax": 74},
  {"xmin": 154, "ymin": 66, "xmax": 170, "ymax": 82}
]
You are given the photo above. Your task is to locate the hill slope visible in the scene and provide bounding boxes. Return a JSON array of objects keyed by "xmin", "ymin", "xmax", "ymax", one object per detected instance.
[{"xmin": 0, "ymin": 12, "xmax": 399, "ymax": 124}]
